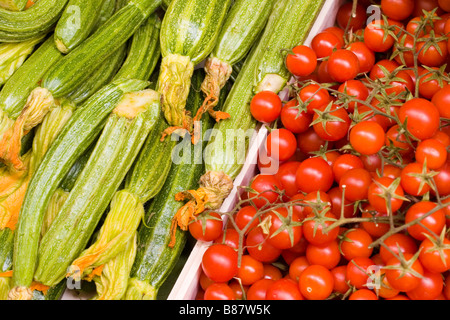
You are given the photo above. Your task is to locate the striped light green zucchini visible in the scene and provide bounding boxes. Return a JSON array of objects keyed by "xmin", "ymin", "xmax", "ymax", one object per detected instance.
[
  {"xmin": 173, "ymin": 0, "xmax": 325, "ymax": 224},
  {"xmin": 0, "ymin": 35, "xmax": 44, "ymax": 86},
  {"xmin": 125, "ymin": 69, "xmax": 217, "ymax": 300},
  {"xmin": 33, "ymin": 89, "xmax": 160, "ymax": 290},
  {"xmin": 66, "ymin": 44, "xmax": 127, "ymax": 105},
  {"xmin": 92, "ymin": 0, "xmax": 118, "ymax": 32},
  {"xmin": 113, "ymin": 13, "xmax": 161, "ymax": 82},
  {"xmin": 157, "ymin": 0, "xmax": 232, "ymax": 130},
  {"xmin": 0, "ymin": 0, "xmax": 28, "ymax": 11},
  {"xmin": 0, "ymin": 0, "xmax": 69, "ymax": 42},
  {"xmin": 9, "ymin": 78, "xmax": 150, "ymax": 299},
  {"xmin": 0, "ymin": 36, "xmax": 63, "ymax": 120},
  {"xmin": 200, "ymin": 0, "xmax": 275, "ymax": 119},
  {"xmin": 41, "ymin": 0, "xmax": 161, "ymax": 99},
  {"xmin": 54, "ymin": 0, "xmax": 108, "ymax": 54}
]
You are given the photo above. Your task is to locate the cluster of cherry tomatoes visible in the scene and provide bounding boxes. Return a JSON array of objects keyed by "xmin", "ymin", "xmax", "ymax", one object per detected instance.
[{"xmin": 190, "ymin": 0, "xmax": 450, "ymax": 300}]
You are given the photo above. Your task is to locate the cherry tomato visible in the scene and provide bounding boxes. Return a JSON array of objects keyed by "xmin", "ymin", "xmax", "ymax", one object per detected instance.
[
  {"xmin": 306, "ymin": 239, "xmax": 341, "ymax": 270},
  {"xmin": 398, "ymin": 98, "xmax": 440, "ymax": 140},
  {"xmin": 204, "ymin": 283, "xmax": 236, "ymax": 300},
  {"xmin": 246, "ymin": 226, "xmax": 282, "ymax": 263},
  {"xmin": 400, "ymin": 162, "xmax": 432, "ymax": 197},
  {"xmin": 246, "ymin": 278, "xmax": 274, "ymax": 300},
  {"xmin": 236, "ymin": 255, "xmax": 265, "ymax": 286},
  {"xmin": 275, "ymin": 161, "xmax": 301, "ymax": 199},
  {"xmin": 312, "ymin": 104, "xmax": 351, "ymax": 142},
  {"xmin": 439, "ymin": 0, "xmax": 450, "ymax": 11},
  {"xmin": 393, "ymin": 34, "xmax": 415, "ymax": 67},
  {"xmin": 266, "ymin": 278, "xmax": 303, "ymax": 300},
  {"xmin": 248, "ymin": 174, "xmax": 282, "ymax": 208},
  {"xmin": 381, "ymin": 0, "xmax": 414, "ymax": 21},
  {"xmin": 384, "ymin": 253, "xmax": 424, "ymax": 292},
  {"xmin": 346, "ymin": 257, "xmax": 375, "ymax": 289},
  {"xmin": 413, "ymin": 0, "xmax": 443, "ymax": 16},
  {"xmin": 433, "ymin": 160, "xmax": 450, "ymax": 196},
  {"xmin": 299, "ymin": 83, "xmax": 331, "ymax": 114},
  {"xmin": 302, "ymin": 211, "xmax": 339, "ymax": 246},
  {"xmin": 339, "ymin": 168, "xmax": 372, "ymax": 202},
  {"xmin": 331, "ymin": 265, "xmax": 350, "ymax": 295},
  {"xmin": 189, "ymin": 211, "xmax": 223, "ymax": 242},
  {"xmin": 340, "ymin": 228, "xmax": 374, "ymax": 260},
  {"xmin": 379, "ymin": 233, "xmax": 418, "ymax": 264},
  {"xmin": 406, "ymin": 270, "xmax": 444, "ymax": 300},
  {"xmin": 286, "ymin": 45, "xmax": 318, "ymax": 77},
  {"xmin": 431, "ymin": 84, "xmax": 450, "ymax": 118},
  {"xmin": 415, "ymin": 138, "xmax": 448, "ymax": 170},
  {"xmin": 298, "ymin": 265, "xmax": 334, "ymax": 300},
  {"xmin": 234, "ymin": 206, "xmax": 259, "ymax": 234},
  {"xmin": 280, "ymin": 99, "xmax": 312, "ymax": 134},
  {"xmin": 289, "ymin": 256, "xmax": 310, "ymax": 282},
  {"xmin": 328, "ymin": 186, "xmax": 355, "ymax": 219},
  {"xmin": 336, "ymin": 2, "xmax": 366, "ymax": 30},
  {"xmin": 266, "ymin": 207, "xmax": 303, "ymax": 250},
  {"xmin": 337, "ymin": 80, "xmax": 370, "ymax": 113},
  {"xmin": 405, "ymin": 201, "xmax": 446, "ymax": 241},
  {"xmin": 202, "ymin": 244, "xmax": 238, "ymax": 283},
  {"xmin": 311, "ymin": 31, "xmax": 343, "ymax": 58},
  {"xmin": 327, "ymin": 49, "xmax": 360, "ymax": 83},
  {"xmin": 332, "ymin": 153, "xmax": 364, "ymax": 184},
  {"xmin": 348, "ymin": 288, "xmax": 378, "ymax": 300},
  {"xmin": 417, "ymin": 34, "xmax": 448, "ymax": 67},
  {"xmin": 364, "ymin": 19, "xmax": 397, "ymax": 52},
  {"xmin": 250, "ymin": 91, "xmax": 282, "ymax": 123},
  {"xmin": 266, "ymin": 128, "xmax": 298, "ymax": 162},
  {"xmin": 263, "ymin": 264, "xmax": 283, "ymax": 280},
  {"xmin": 349, "ymin": 121, "xmax": 386, "ymax": 155},
  {"xmin": 418, "ymin": 67, "xmax": 448, "ymax": 100},
  {"xmin": 360, "ymin": 204, "xmax": 391, "ymax": 238},
  {"xmin": 367, "ymin": 176, "xmax": 405, "ymax": 214},
  {"xmin": 346, "ymin": 41, "xmax": 376, "ymax": 74},
  {"xmin": 419, "ymin": 236, "xmax": 450, "ymax": 273},
  {"xmin": 385, "ymin": 124, "xmax": 415, "ymax": 156},
  {"xmin": 295, "ymin": 157, "xmax": 334, "ymax": 193},
  {"xmin": 214, "ymin": 228, "xmax": 241, "ymax": 250}
]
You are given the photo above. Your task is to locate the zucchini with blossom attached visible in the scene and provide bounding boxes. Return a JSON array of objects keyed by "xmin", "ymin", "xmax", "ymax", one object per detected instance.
[
  {"xmin": 197, "ymin": 0, "xmax": 275, "ymax": 125},
  {"xmin": 170, "ymin": 0, "xmax": 325, "ymax": 242},
  {"xmin": 0, "ymin": 0, "xmax": 161, "ymax": 170},
  {"xmin": 157, "ymin": 0, "xmax": 232, "ymax": 137},
  {"xmin": 9, "ymin": 78, "xmax": 150, "ymax": 300},
  {"xmin": 0, "ymin": 0, "xmax": 28, "ymax": 11}
]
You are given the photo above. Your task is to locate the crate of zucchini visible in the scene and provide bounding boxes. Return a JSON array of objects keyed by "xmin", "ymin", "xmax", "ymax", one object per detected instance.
[{"xmin": 0, "ymin": 0, "xmax": 330, "ymax": 300}]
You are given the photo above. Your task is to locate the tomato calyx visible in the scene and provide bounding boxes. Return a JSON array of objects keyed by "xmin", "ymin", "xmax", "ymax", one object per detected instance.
[
  {"xmin": 421, "ymin": 228, "xmax": 450, "ymax": 268},
  {"xmin": 382, "ymin": 249, "xmax": 424, "ymax": 281},
  {"xmin": 404, "ymin": 159, "xmax": 439, "ymax": 194}
]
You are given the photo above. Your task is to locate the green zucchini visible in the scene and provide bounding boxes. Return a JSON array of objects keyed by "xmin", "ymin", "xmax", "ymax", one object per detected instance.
[
  {"xmin": 113, "ymin": 13, "xmax": 161, "ymax": 82},
  {"xmin": 0, "ymin": 36, "xmax": 63, "ymax": 120},
  {"xmin": 34, "ymin": 89, "xmax": 160, "ymax": 288},
  {"xmin": 174, "ymin": 0, "xmax": 325, "ymax": 223},
  {"xmin": 157, "ymin": 0, "xmax": 232, "ymax": 129},
  {"xmin": 54, "ymin": 0, "xmax": 108, "ymax": 54},
  {"xmin": 0, "ymin": 35, "xmax": 44, "ymax": 86},
  {"xmin": 200, "ymin": 0, "xmax": 275, "ymax": 118},
  {"xmin": 124, "ymin": 69, "xmax": 221, "ymax": 300},
  {"xmin": 66, "ymin": 45, "xmax": 127, "ymax": 105},
  {"xmin": 0, "ymin": 0, "xmax": 69, "ymax": 42},
  {"xmin": 92, "ymin": 0, "xmax": 118, "ymax": 32},
  {"xmin": 10, "ymin": 78, "xmax": 150, "ymax": 299},
  {"xmin": 41, "ymin": 0, "xmax": 161, "ymax": 99},
  {"xmin": 0, "ymin": 0, "xmax": 28, "ymax": 11},
  {"xmin": 160, "ymin": 0, "xmax": 170, "ymax": 10}
]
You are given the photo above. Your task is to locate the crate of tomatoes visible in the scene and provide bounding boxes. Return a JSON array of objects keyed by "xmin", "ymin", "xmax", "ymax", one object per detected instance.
[{"xmin": 169, "ymin": 0, "xmax": 450, "ymax": 301}]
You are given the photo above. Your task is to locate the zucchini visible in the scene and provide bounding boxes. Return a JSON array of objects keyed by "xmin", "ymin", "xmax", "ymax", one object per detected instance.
[
  {"xmin": 34, "ymin": 89, "xmax": 160, "ymax": 289},
  {"xmin": 54, "ymin": 0, "xmax": 108, "ymax": 54},
  {"xmin": 113, "ymin": 13, "xmax": 161, "ymax": 82},
  {"xmin": 10, "ymin": 78, "xmax": 150, "ymax": 299},
  {"xmin": 0, "ymin": 35, "xmax": 44, "ymax": 86},
  {"xmin": 0, "ymin": 36, "xmax": 63, "ymax": 120},
  {"xmin": 41, "ymin": 0, "xmax": 161, "ymax": 99},
  {"xmin": 157, "ymin": 0, "xmax": 232, "ymax": 131},
  {"xmin": 172, "ymin": 0, "xmax": 325, "ymax": 230},
  {"xmin": 66, "ymin": 45, "xmax": 127, "ymax": 105},
  {"xmin": 0, "ymin": 0, "xmax": 28, "ymax": 11},
  {"xmin": 0, "ymin": 0, "xmax": 69, "ymax": 42},
  {"xmin": 124, "ymin": 69, "xmax": 222, "ymax": 300},
  {"xmin": 199, "ymin": 0, "xmax": 275, "ymax": 121},
  {"xmin": 92, "ymin": 0, "xmax": 118, "ymax": 32}
]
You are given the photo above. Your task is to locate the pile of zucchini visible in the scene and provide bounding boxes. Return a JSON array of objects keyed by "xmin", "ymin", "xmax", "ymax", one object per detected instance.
[{"xmin": 0, "ymin": 0, "xmax": 325, "ymax": 300}]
